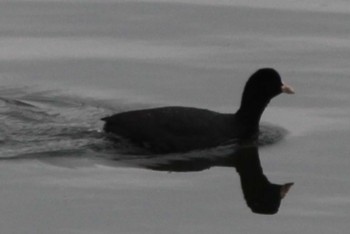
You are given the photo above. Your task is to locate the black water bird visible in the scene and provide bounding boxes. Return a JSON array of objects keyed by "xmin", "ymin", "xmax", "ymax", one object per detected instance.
[{"xmin": 101, "ymin": 68, "xmax": 294, "ymax": 153}]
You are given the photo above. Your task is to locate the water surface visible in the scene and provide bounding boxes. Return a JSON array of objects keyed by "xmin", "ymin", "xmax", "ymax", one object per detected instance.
[{"xmin": 1, "ymin": 1, "xmax": 350, "ymax": 233}]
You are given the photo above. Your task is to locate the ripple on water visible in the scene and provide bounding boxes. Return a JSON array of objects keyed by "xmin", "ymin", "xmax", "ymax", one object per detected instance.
[{"xmin": 0, "ymin": 87, "xmax": 111, "ymax": 158}]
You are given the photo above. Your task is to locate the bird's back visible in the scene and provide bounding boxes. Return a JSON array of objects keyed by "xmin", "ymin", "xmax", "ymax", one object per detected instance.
[{"xmin": 102, "ymin": 106, "xmax": 235, "ymax": 153}]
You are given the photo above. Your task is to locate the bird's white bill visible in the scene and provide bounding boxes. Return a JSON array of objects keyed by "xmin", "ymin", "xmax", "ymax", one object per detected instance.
[{"xmin": 281, "ymin": 84, "xmax": 295, "ymax": 94}]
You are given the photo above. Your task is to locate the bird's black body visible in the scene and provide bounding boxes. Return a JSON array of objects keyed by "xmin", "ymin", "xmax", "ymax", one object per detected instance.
[
  {"xmin": 102, "ymin": 107, "xmax": 238, "ymax": 153},
  {"xmin": 101, "ymin": 68, "xmax": 293, "ymax": 153}
]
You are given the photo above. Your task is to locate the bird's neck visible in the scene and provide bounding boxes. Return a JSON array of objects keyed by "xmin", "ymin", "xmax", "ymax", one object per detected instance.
[
  {"xmin": 236, "ymin": 105, "xmax": 264, "ymax": 125},
  {"xmin": 235, "ymin": 100, "xmax": 270, "ymax": 135}
]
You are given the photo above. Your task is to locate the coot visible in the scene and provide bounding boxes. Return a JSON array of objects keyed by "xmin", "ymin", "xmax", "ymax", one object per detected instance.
[{"xmin": 101, "ymin": 68, "xmax": 294, "ymax": 153}]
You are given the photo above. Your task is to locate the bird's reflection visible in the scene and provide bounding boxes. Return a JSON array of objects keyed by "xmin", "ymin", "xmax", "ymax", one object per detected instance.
[
  {"xmin": 232, "ymin": 145, "xmax": 293, "ymax": 214},
  {"xmin": 124, "ymin": 143, "xmax": 293, "ymax": 215},
  {"xmin": 8, "ymin": 140, "xmax": 293, "ymax": 215}
]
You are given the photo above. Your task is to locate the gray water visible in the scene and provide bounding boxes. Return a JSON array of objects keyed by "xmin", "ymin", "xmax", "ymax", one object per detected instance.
[{"xmin": 1, "ymin": 1, "xmax": 350, "ymax": 233}]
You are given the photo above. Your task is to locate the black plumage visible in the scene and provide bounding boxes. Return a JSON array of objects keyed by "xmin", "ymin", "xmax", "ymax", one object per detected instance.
[{"xmin": 101, "ymin": 68, "xmax": 294, "ymax": 153}]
